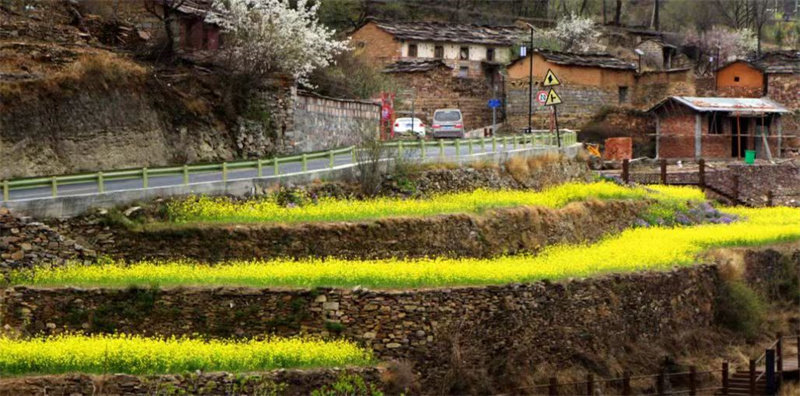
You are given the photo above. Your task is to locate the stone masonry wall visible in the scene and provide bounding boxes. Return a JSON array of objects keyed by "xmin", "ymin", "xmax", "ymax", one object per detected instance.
[
  {"xmin": 289, "ymin": 93, "xmax": 380, "ymax": 153},
  {"xmin": 0, "ymin": 265, "xmax": 720, "ymax": 390},
  {"xmin": 506, "ymin": 79, "xmax": 618, "ymax": 130},
  {"xmin": 0, "ymin": 368, "xmax": 385, "ymax": 396},
  {"xmin": 767, "ymin": 74, "xmax": 800, "ymax": 110}
]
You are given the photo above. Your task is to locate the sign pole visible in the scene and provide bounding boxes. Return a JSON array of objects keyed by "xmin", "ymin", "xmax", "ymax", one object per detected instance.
[{"xmin": 554, "ymin": 106, "xmax": 561, "ymax": 148}]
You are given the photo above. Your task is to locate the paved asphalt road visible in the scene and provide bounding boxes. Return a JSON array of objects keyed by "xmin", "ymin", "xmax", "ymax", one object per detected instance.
[{"xmin": 6, "ymin": 140, "xmax": 543, "ymax": 202}]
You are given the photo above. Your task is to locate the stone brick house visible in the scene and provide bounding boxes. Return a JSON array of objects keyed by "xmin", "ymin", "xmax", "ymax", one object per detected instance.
[
  {"xmin": 649, "ymin": 97, "xmax": 788, "ymax": 160},
  {"xmin": 715, "ymin": 52, "xmax": 800, "ymax": 109},
  {"xmin": 383, "ymin": 60, "xmax": 495, "ymax": 131},
  {"xmin": 350, "ymin": 19, "xmax": 523, "ymax": 80},
  {"xmin": 504, "ymin": 50, "xmax": 693, "ymax": 130}
]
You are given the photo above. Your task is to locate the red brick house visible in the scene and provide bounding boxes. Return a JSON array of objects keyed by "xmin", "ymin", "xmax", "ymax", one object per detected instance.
[
  {"xmin": 649, "ymin": 96, "xmax": 788, "ymax": 160},
  {"xmin": 715, "ymin": 52, "xmax": 800, "ymax": 109}
]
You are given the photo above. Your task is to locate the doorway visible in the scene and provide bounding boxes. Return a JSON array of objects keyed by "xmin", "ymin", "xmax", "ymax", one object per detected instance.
[{"xmin": 731, "ymin": 118, "xmax": 749, "ymax": 157}]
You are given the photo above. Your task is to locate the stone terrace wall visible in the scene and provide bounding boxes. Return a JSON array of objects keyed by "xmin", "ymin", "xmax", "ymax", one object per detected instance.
[
  {"xmin": 768, "ymin": 74, "xmax": 800, "ymax": 110},
  {"xmin": 99, "ymin": 200, "xmax": 647, "ymax": 262},
  {"xmin": 289, "ymin": 93, "xmax": 381, "ymax": 153},
  {"xmin": 0, "ymin": 368, "xmax": 384, "ymax": 396}
]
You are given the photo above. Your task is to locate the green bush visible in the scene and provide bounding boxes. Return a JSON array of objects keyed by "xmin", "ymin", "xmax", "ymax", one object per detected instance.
[{"xmin": 715, "ymin": 280, "xmax": 765, "ymax": 339}]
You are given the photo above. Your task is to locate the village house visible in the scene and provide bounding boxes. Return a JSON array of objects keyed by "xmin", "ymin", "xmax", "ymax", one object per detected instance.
[
  {"xmin": 649, "ymin": 96, "xmax": 788, "ymax": 160},
  {"xmin": 635, "ymin": 38, "xmax": 677, "ymax": 70},
  {"xmin": 715, "ymin": 51, "xmax": 800, "ymax": 109},
  {"xmin": 350, "ymin": 19, "xmax": 523, "ymax": 80},
  {"xmin": 504, "ymin": 49, "xmax": 694, "ymax": 130}
]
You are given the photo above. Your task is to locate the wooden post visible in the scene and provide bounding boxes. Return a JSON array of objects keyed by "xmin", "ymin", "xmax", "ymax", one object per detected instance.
[
  {"xmin": 660, "ymin": 159, "xmax": 667, "ymax": 184},
  {"xmin": 622, "ymin": 371, "xmax": 632, "ymax": 396},
  {"xmin": 586, "ymin": 373, "xmax": 594, "ymax": 396},
  {"xmin": 698, "ymin": 159, "xmax": 706, "ymax": 187},
  {"xmin": 767, "ymin": 191, "xmax": 774, "ymax": 207},
  {"xmin": 689, "ymin": 366, "xmax": 697, "ymax": 396},
  {"xmin": 657, "ymin": 371, "xmax": 666, "ymax": 395},
  {"xmin": 765, "ymin": 349, "xmax": 775, "ymax": 396},
  {"xmin": 722, "ymin": 362, "xmax": 729, "ymax": 395},
  {"xmin": 749, "ymin": 359, "xmax": 756, "ymax": 396},
  {"xmin": 549, "ymin": 377, "xmax": 558, "ymax": 396},
  {"xmin": 622, "ymin": 159, "xmax": 630, "ymax": 184},
  {"xmin": 777, "ymin": 333, "xmax": 783, "ymax": 374}
]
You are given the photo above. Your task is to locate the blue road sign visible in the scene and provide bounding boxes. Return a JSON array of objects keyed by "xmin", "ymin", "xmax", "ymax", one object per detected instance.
[{"xmin": 488, "ymin": 99, "xmax": 501, "ymax": 108}]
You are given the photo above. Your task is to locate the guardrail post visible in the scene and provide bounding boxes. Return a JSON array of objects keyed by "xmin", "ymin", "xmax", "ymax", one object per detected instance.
[
  {"xmin": 301, "ymin": 154, "xmax": 308, "ymax": 172},
  {"xmin": 548, "ymin": 377, "xmax": 558, "ymax": 396},
  {"xmin": 2, "ymin": 180, "xmax": 8, "ymax": 202},
  {"xmin": 749, "ymin": 359, "xmax": 756, "ymax": 396},
  {"xmin": 142, "ymin": 167, "xmax": 148, "ymax": 189},
  {"xmin": 51, "ymin": 177, "xmax": 58, "ymax": 198},
  {"xmin": 274, "ymin": 158, "xmax": 280, "ymax": 176},
  {"xmin": 455, "ymin": 139, "xmax": 461, "ymax": 157},
  {"xmin": 504, "ymin": 136, "xmax": 510, "ymax": 151},
  {"xmin": 480, "ymin": 137, "xmax": 486, "ymax": 152},
  {"xmin": 660, "ymin": 159, "xmax": 667, "ymax": 184},
  {"xmin": 657, "ymin": 371, "xmax": 666, "ymax": 395},
  {"xmin": 586, "ymin": 374, "xmax": 594, "ymax": 396},
  {"xmin": 257, "ymin": 159, "xmax": 263, "ymax": 178},
  {"xmin": 468, "ymin": 139, "xmax": 473, "ymax": 155},
  {"xmin": 722, "ymin": 362, "xmax": 729, "ymax": 395},
  {"xmin": 352, "ymin": 147, "xmax": 357, "ymax": 163},
  {"xmin": 98, "ymin": 172, "xmax": 104, "ymax": 193},
  {"xmin": 328, "ymin": 151, "xmax": 335, "ymax": 169},
  {"xmin": 437, "ymin": 139, "xmax": 443, "ymax": 159},
  {"xmin": 222, "ymin": 162, "xmax": 229, "ymax": 182},
  {"xmin": 492, "ymin": 136, "xmax": 497, "ymax": 152},
  {"xmin": 689, "ymin": 366, "xmax": 697, "ymax": 396},
  {"xmin": 398, "ymin": 140, "xmax": 404, "ymax": 157},
  {"xmin": 512, "ymin": 135, "xmax": 518, "ymax": 150},
  {"xmin": 183, "ymin": 165, "xmax": 190, "ymax": 184},
  {"xmin": 421, "ymin": 139, "xmax": 426, "ymax": 159}
]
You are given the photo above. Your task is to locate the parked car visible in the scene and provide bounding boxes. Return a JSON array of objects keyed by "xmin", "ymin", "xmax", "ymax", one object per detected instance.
[
  {"xmin": 393, "ymin": 117, "xmax": 426, "ymax": 139},
  {"xmin": 432, "ymin": 109, "xmax": 465, "ymax": 139}
]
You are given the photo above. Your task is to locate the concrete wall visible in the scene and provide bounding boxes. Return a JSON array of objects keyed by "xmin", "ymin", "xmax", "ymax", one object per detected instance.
[{"xmin": 290, "ymin": 93, "xmax": 380, "ymax": 153}]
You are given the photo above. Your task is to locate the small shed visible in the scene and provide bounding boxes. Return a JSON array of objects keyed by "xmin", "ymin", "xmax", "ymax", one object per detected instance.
[
  {"xmin": 649, "ymin": 96, "xmax": 788, "ymax": 160},
  {"xmin": 635, "ymin": 39, "xmax": 677, "ymax": 70}
]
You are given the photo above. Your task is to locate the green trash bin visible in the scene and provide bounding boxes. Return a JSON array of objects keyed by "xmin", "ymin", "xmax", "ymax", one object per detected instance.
[{"xmin": 744, "ymin": 150, "xmax": 756, "ymax": 164}]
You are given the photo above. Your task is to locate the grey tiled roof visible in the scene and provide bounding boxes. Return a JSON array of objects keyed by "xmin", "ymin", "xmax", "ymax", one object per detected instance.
[
  {"xmin": 383, "ymin": 59, "xmax": 452, "ymax": 73},
  {"xmin": 372, "ymin": 20, "xmax": 524, "ymax": 46},
  {"xmin": 536, "ymin": 50, "xmax": 636, "ymax": 70}
]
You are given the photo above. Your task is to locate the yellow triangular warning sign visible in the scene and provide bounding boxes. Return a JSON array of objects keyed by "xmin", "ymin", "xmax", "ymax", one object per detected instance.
[
  {"xmin": 544, "ymin": 88, "xmax": 562, "ymax": 106},
  {"xmin": 542, "ymin": 69, "xmax": 561, "ymax": 87}
]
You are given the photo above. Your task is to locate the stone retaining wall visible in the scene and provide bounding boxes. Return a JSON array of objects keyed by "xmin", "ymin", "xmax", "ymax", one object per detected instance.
[
  {"xmin": 101, "ymin": 200, "xmax": 646, "ymax": 262},
  {"xmin": 0, "ymin": 368, "xmax": 384, "ymax": 396}
]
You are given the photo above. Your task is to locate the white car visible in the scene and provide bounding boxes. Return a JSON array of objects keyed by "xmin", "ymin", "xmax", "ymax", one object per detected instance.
[{"xmin": 393, "ymin": 117, "xmax": 426, "ymax": 139}]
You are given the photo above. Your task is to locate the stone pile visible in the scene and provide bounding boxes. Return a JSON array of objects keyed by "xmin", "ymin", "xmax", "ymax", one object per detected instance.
[{"xmin": 0, "ymin": 208, "xmax": 94, "ymax": 274}]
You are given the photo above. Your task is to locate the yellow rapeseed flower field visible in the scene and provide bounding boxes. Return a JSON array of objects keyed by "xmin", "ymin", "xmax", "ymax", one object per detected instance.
[
  {"xmin": 0, "ymin": 334, "xmax": 373, "ymax": 375},
  {"xmin": 166, "ymin": 182, "xmax": 706, "ymax": 224},
  {"xmin": 14, "ymin": 207, "xmax": 799, "ymax": 289}
]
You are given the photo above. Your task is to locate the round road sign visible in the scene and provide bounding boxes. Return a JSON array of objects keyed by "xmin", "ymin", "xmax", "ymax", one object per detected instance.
[{"xmin": 536, "ymin": 90, "xmax": 549, "ymax": 105}]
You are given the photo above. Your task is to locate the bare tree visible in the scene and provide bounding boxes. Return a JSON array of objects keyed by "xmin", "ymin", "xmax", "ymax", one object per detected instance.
[
  {"xmin": 613, "ymin": 0, "xmax": 622, "ymax": 26},
  {"xmin": 715, "ymin": 0, "xmax": 751, "ymax": 29},
  {"xmin": 143, "ymin": 0, "xmax": 189, "ymax": 57},
  {"xmin": 749, "ymin": 0, "xmax": 771, "ymax": 55}
]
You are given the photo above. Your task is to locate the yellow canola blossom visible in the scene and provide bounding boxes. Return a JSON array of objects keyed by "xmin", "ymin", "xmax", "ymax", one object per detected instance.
[
  {"xmin": 166, "ymin": 181, "xmax": 706, "ymax": 224},
  {"xmin": 16, "ymin": 207, "xmax": 800, "ymax": 289},
  {"xmin": 0, "ymin": 334, "xmax": 373, "ymax": 375}
]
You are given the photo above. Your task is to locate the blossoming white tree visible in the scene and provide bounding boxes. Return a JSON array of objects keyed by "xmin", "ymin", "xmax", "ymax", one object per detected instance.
[{"xmin": 206, "ymin": 0, "xmax": 349, "ymax": 83}]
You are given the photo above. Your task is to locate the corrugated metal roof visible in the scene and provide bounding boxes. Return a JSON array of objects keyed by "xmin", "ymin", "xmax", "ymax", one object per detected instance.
[{"xmin": 650, "ymin": 96, "xmax": 789, "ymax": 114}]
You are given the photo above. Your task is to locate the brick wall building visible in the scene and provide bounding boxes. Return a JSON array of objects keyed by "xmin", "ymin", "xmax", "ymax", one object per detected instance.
[
  {"xmin": 350, "ymin": 20, "xmax": 521, "ymax": 80},
  {"xmin": 650, "ymin": 97, "xmax": 788, "ymax": 159},
  {"xmin": 714, "ymin": 52, "xmax": 800, "ymax": 110},
  {"xmin": 383, "ymin": 60, "xmax": 495, "ymax": 131},
  {"xmin": 715, "ymin": 61, "xmax": 765, "ymax": 98}
]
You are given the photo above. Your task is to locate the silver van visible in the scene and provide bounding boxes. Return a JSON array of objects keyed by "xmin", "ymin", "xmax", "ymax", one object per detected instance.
[{"xmin": 432, "ymin": 109, "xmax": 465, "ymax": 139}]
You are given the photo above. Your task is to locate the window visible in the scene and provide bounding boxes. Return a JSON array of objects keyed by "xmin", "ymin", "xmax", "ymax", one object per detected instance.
[
  {"xmin": 618, "ymin": 86, "xmax": 629, "ymax": 104},
  {"xmin": 408, "ymin": 43, "xmax": 418, "ymax": 58},
  {"xmin": 486, "ymin": 48, "xmax": 495, "ymax": 62},
  {"xmin": 734, "ymin": 76, "xmax": 741, "ymax": 82},
  {"xmin": 708, "ymin": 113, "xmax": 725, "ymax": 135},
  {"xmin": 434, "ymin": 45, "xmax": 444, "ymax": 59},
  {"xmin": 460, "ymin": 46, "xmax": 469, "ymax": 60},
  {"xmin": 458, "ymin": 66, "xmax": 469, "ymax": 78}
]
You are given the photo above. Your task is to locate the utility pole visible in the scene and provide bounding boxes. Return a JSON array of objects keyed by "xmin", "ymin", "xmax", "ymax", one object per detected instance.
[{"xmin": 527, "ymin": 24, "xmax": 534, "ymax": 134}]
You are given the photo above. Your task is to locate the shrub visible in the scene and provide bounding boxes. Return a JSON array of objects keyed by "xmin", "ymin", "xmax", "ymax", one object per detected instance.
[{"xmin": 715, "ymin": 280, "xmax": 765, "ymax": 339}]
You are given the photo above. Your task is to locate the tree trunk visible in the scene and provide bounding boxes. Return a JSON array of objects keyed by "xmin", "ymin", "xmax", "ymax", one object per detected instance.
[
  {"xmin": 163, "ymin": 7, "xmax": 175, "ymax": 56},
  {"xmin": 603, "ymin": 0, "xmax": 607, "ymax": 24},
  {"xmin": 614, "ymin": 0, "xmax": 622, "ymax": 26},
  {"xmin": 652, "ymin": 0, "xmax": 660, "ymax": 30}
]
